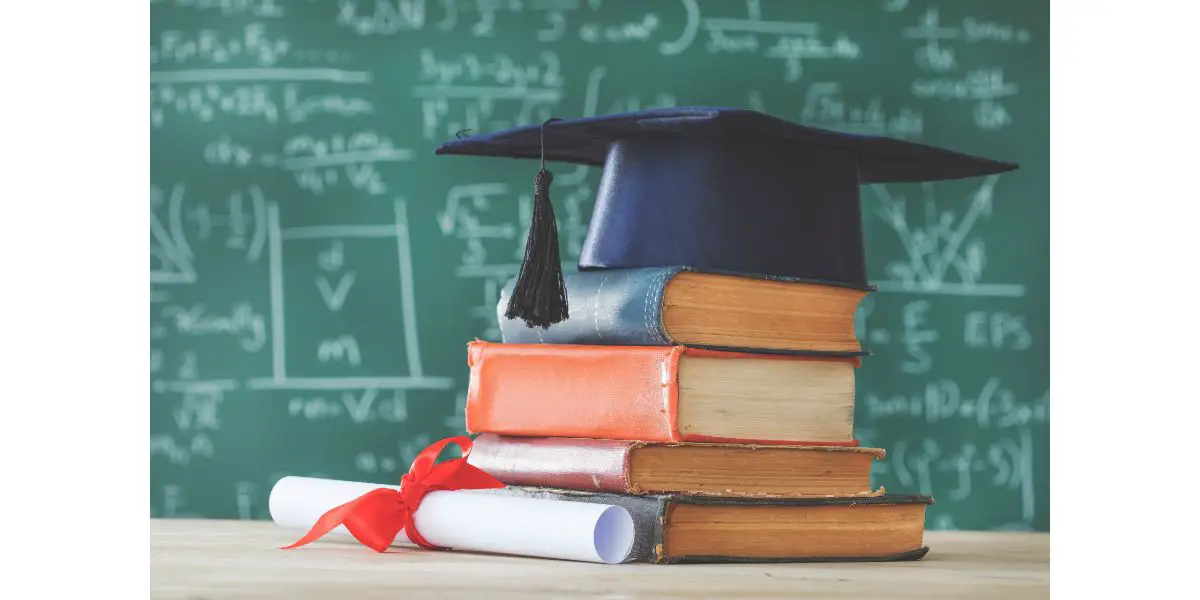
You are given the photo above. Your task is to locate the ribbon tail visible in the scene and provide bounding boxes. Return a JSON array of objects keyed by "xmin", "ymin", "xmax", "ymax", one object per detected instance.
[
  {"xmin": 281, "ymin": 488, "xmax": 405, "ymax": 553},
  {"xmin": 280, "ymin": 499, "xmax": 362, "ymax": 550}
]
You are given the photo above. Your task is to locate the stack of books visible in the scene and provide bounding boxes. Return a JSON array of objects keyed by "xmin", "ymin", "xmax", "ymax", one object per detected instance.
[
  {"xmin": 463, "ymin": 267, "xmax": 934, "ymax": 564},
  {"xmin": 434, "ymin": 105, "xmax": 1014, "ymax": 564}
]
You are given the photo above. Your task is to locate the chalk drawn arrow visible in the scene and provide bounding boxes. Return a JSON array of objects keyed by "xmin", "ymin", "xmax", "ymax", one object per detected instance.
[{"xmin": 315, "ymin": 272, "xmax": 356, "ymax": 312}]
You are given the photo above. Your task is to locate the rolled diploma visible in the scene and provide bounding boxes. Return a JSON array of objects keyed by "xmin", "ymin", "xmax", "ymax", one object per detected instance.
[{"xmin": 269, "ymin": 476, "xmax": 634, "ymax": 564}]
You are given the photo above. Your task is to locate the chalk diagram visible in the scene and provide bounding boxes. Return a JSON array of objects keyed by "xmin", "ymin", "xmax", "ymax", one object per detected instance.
[
  {"xmin": 868, "ymin": 175, "xmax": 1026, "ymax": 298},
  {"xmin": 150, "ymin": 184, "xmax": 453, "ymax": 393}
]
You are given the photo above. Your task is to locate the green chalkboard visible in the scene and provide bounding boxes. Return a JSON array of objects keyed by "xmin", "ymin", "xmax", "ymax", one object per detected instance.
[{"xmin": 150, "ymin": 0, "xmax": 1049, "ymax": 532}]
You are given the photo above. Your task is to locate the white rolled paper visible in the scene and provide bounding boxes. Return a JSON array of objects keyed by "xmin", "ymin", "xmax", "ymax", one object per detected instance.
[{"xmin": 269, "ymin": 476, "xmax": 635, "ymax": 564}]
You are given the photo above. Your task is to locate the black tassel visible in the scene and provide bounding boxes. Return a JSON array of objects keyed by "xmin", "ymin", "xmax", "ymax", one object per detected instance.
[{"xmin": 505, "ymin": 118, "xmax": 569, "ymax": 328}]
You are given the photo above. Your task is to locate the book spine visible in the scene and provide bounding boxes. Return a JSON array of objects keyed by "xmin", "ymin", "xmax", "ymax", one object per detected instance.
[
  {"xmin": 467, "ymin": 434, "xmax": 636, "ymax": 494},
  {"xmin": 466, "ymin": 341, "xmax": 685, "ymax": 442},
  {"xmin": 497, "ymin": 266, "xmax": 681, "ymax": 346}
]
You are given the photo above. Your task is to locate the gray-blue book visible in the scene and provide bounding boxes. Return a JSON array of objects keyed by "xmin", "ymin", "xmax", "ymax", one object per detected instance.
[
  {"xmin": 489, "ymin": 486, "xmax": 933, "ymax": 564},
  {"xmin": 497, "ymin": 266, "xmax": 868, "ymax": 357}
]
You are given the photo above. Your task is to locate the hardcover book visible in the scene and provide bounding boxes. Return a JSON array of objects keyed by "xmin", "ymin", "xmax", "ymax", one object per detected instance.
[
  {"xmin": 465, "ymin": 341, "xmax": 860, "ymax": 445},
  {"xmin": 468, "ymin": 433, "xmax": 884, "ymax": 498},
  {"xmin": 486, "ymin": 486, "xmax": 934, "ymax": 564},
  {"xmin": 497, "ymin": 267, "xmax": 867, "ymax": 356}
]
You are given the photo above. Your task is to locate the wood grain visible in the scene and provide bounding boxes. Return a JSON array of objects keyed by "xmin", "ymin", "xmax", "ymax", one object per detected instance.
[{"xmin": 150, "ymin": 519, "xmax": 1049, "ymax": 599}]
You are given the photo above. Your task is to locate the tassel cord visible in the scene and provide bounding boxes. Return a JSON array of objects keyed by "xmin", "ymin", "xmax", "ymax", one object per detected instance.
[{"xmin": 503, "ymin": 119, "xmax": 570, "ymax": 328}]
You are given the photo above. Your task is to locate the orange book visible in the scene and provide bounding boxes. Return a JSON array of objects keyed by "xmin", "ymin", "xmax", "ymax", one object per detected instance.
[{"xmin": 466, "ymin": 341, "xmax": 861, "ymax": 446}]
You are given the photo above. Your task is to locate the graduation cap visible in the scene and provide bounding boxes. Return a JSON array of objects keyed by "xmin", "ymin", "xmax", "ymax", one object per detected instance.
[{"xmin": 436, "ymin": 106, "xmax": 1018, "ymax": 329}]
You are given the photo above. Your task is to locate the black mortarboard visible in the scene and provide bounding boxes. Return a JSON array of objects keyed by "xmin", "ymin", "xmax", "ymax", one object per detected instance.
[{"xmin": 436, "ymin": 106, "xmax": 1018, "ymax": 328}]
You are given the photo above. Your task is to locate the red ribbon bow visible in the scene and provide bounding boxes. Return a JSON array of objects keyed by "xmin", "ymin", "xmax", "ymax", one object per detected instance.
[{"xmin": 280, "ymin": 435, "xmax": 505, "ymax": 553}]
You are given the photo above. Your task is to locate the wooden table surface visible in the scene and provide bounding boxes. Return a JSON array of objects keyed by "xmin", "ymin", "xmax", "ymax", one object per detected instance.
[{"xmin": 150, "ymin": 519, "xmax": 1049, "ymax": 599}]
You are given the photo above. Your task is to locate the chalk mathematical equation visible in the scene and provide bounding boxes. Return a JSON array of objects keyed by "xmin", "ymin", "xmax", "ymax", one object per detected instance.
[
  {"xmin": 855, "ymin": 298, "xmax": 1033, "ymax": 375},
  {"xmin": 150, "ymin": 0, "xmax": 287, "ymax": 19},
  {"xmin": 691, "ymin": 2, "xmax": 862, "ymax": 82},
  {"xmin": 150, "ymin": 387, "xmax": 221, "ymax": 466},
  {"xmin": 151, "ymin": 82, "xmax": 375, "ymax": 127},
  {"xmin": 903, "ymin": 6, "xmax": 1029, "ymax": 130},
  {"xmin": 416, "ymin": 49, "xmax": 565, "ymax": 140},
  {"xmin": 856, "ymin": 427, "xmax": 1041, "ymax": 531},
  {"xmin": 151, "ymin": 0, "xmax": 1047, "ymax": 528},
  {"xmin": 864, "ymin": 382, "xmax": 1048, "ymax": 429},
  {"xmin": 204, "ymin": 131, "xmax": 414, "ymax": 195}
]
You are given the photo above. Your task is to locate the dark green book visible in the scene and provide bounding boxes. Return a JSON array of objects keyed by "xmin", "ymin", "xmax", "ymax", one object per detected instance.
[{"xmin": 490, "ymin": 486, "xmax": 934, "ymax": 564}]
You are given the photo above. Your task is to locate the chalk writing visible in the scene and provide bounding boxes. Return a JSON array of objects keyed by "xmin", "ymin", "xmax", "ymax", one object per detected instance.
[
  {"xmin": 282, "ymin": 131, "xmax": 412, "ymax": 195},
  {"xmin": 151, "ymin": 385, "xmax": 223, "ymax": 465},
  {"xmin": 963, "ymin": 18, "xmax": 1033, "ymax": 44},
  {"xmin": 317, "ymin": 335, "xmax": 363, "ymax": 367},
  {"xmin": 355, "ymin": 450, "xmax": 400, "ymax": 474},
  {"xmin": 153, "ymin": 83, "xmax": 373, "ymax": 128},
  {"xmin": 151, "ymin": 0, "xmax": 286, "ymax": 18},
  {"xmin": 897, "ymin": 429, "xmax": 1037, "ymax": 523},
  {"xmin": 414, "ymin": 49, "xmax": 565, "ymax": 139},
  {"xmin": 151, "ymin": 433, "xmax": 216, "ymax": 465},
  {"xmin": 160, "ymin": 302, "xmax": 267, "ymax": 352},
  {"xmin": 901, "ymin": 6, "xmax": 1025, "ymax": 130},
  {"xmin": 338, "ymin": 0, "xmax": 590, "ymax": 39},
  {"xmin": 900, "ymin": 301, "xmax": 938, "ymax": 374},
  {"xmin": 152, "ymin": 23, "xmax": 314, "ymax": 67},
  {"xmin": 580, "ymin": 13, "xmax": 660, "ymax": 44},
  {"xmin": 863, "ymin": 379, "xmax": 1048, "ymax": 430},
  {"xmin": 964, "ymin": 311, "xmax": 1033, "ymax": 351},
  {"xmin": 354, "ymin": 433, "xmax": 434, "ymax": 475},
  {"xmin": 419, "ymin": 49, "xmax": 564, "ymax": 88},
  {"xmin": 912, "ymin": 68, "xmax": 1017, "ymax": 102},
  {"xmin": 287, "ymin": 390, "xmax": 408, "ymax": 424},
  {"xmin": 336, "ymin": 0, "xmax": 427, "ymax": 35},
  {"xmin": 856, "ymin": 425, "xmax": 1039, "ymax": 527},
  {"xmin": 315, "ymin": 273, "xmax": 357, "ymax": 311},
  {"xmin": 800, "ymin": 82, "xmax": 923, "ymax": 139},
  {"xmin": 701, "ymin": 16, "xmax": 860, "ymax": 81}
]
